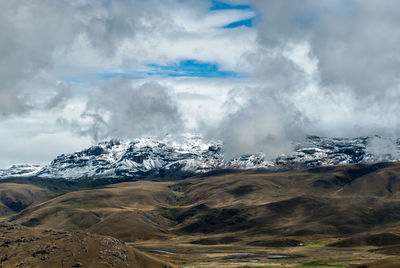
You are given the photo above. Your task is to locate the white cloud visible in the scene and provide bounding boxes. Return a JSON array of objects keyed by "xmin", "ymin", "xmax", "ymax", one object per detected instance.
[
  {"xmin": 0, "ymin": 110, "xmax": 91, "ymax": 167},
  {"xmin": 2, "ymin": 0, "xmax": 400, "ymax": 167},
  {"xmin": 0, "ymin": 0, "xmax": 258, "ymax": 167}
]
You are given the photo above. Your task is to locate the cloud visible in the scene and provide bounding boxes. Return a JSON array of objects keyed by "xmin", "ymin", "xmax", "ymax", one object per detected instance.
[
  {"xmin": 366, "ymin": 136, "xmax": 400, "ymax": 161},
  {"xmin": 0, "ymin": 0, "xmax": 256, "ymax": 112},
  {"xmin": 204, "ymin": 86, "xmax": 307, "ymax": 159},
  {"xmin": 198, "ymin": 41, "xmax": 310, "ymax": 158},
  {"xmin": 249, "ymin": 0, "xmax": 400, "ymax": 137},
  {"xmin": 2, "ymin": 0, "xmax": 400, "ymax": 167},
  {"xmin": 0, "ymin": 92, "xmax": 30, "ymax": 117},
  {"xmin": 253, "ymin": 0, "xmax": 400, "ymax": 94},
  {"xmin": 0, "ymin": 0, "xmax": 145, "ymax": 116},
  {"xmin": 0, "ymin": 0, "xmax": 259, "ymax": 166},
  {"xmin": 197, "ymin": 0, "xmax": 400, "ymax": 156},
  {"xmin": 0, "ymin": 110, "xmax": 92, "ymax": 167},
  {"xmin": 60, "ymin": 79, "xmax": 183, "ymax": 141}
]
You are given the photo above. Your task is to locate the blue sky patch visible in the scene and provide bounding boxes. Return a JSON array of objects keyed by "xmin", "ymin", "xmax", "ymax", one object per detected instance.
[
  {"xmin": 67, "ymin": 60, "xmax": 241, "ymax": 82},
  {"xmin": 224, "ymin": 18, "xmax": 253, "ymax": 28},
  {"xmin": 146, "ymin": 59, "xmax": 239, "ymax": 78},
  {"xmin": 210, "ymin": 0, "xmax": 251, "ymax": 11}
]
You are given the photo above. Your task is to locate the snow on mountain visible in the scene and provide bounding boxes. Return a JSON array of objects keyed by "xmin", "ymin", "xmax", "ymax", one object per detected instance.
[
  {"xmin": 0, "ymin": 164, "xmax": 42, "ymax": 178},
  {"xmin": 1, "ymin": 135, "xmax": 399, "ymax": 180}
]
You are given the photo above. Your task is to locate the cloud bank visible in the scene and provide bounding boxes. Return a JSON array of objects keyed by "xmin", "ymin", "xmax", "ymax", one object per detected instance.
[
  {"xmin": 1, "ymin": 0, "xmax": 400, "ymax": 166},
  {"xmin": 251, "ymin": 0, "xmax": 400, "ymax": 136}
]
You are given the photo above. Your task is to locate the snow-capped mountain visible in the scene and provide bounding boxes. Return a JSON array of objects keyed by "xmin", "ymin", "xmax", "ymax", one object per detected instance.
[
  {"xmin": 0, "ymin": 164, "xmax": 42, "ymax": 178},
  {"xmin": 1, "ymin": 135, "xmax": 399, "ymax": 180}
]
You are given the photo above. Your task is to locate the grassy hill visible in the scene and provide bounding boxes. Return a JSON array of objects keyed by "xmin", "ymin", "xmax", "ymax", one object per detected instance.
[
  {"xmin": 4, "ymin": 162, "xmax": 400, "ymax": 267},
  {"xmin": 0, "ymin": 183, "xmax": 54, "ymax": 218},
  {"xmin": 8, "ymin": 162, "xmax": 400, "ymax": 241}
]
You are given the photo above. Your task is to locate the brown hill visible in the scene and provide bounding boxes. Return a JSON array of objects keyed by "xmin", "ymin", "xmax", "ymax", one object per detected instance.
[
  {"xmin": 9, "ymin": 162, "xmax": 400, "ymax": 242},
  {"xmin": 0, "ymin": 223, "xmax": 169, "ymax": 268},
  {"xmin": 328, "ymin": 233, "xmax": 400, "ymax": 247},
  {"xmin": 357, "ymin": 258, "xmax": 400, "ymax": 268},
  {"xmin": 12, "ymin": 181, "xmax": 176, "ymax": 241},
  {"xmin": 0, "ymin": 183, "xmax": 54, "ymax": 218}
]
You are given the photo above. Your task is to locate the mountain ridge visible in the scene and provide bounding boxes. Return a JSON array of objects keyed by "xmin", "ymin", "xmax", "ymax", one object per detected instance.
[{"xmin": 1, "ymin": 134, "xmax": 399, "ymax": 181}]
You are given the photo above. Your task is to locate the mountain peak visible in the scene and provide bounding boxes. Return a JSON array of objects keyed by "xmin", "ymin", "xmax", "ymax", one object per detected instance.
[{"xmin": 1, "ymin": 135, "xmax": 399, "ymax": 180}]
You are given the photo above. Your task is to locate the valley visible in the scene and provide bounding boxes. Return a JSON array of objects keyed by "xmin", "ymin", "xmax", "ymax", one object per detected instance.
[{"xmin": 1, "ymin": 162, "xmax": 400, "ymax": 266}]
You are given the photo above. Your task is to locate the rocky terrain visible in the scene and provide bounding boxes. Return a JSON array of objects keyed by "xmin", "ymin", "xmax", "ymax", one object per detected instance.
[
  {"xmin": 1, "ymin": 135, "xmax": 399, "ymax": 181},
  {"xmin": 0, "ymin": 223, "xmax": 169, "ymax": 268}
]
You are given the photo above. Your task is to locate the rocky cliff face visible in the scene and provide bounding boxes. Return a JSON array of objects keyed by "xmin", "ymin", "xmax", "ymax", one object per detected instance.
[{"xmin": 1, "ymin": 135, "xmax": 399, "ymax": 180}]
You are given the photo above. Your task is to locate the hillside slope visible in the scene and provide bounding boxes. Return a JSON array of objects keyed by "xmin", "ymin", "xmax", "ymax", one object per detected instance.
[
  {"xmin": 0, "ymin": 183, "xmax": 54, "ymax": 218},
  {"xmin": 10, "ymin": 162, "xmax": 400, "ymax": 242},
  {"xmin": 0, "ymin": 223, "xmax": 169, "ymax": 268}
]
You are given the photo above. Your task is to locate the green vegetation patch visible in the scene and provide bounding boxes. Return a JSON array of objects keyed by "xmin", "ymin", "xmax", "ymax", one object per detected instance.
[
  {"xmin": 297, "ymin": 263, "xmax": 345, "ymax": 268},
  {"xmin": 306, "ymin": 239, "xmax": 335, "ymax": 247},
  {"xmin": 21, "ymin": 217, "xmax": 41, "ymax": 227},
  {"xmin": 169, "ymin": 207, "xmax": 185, "ymax": 218}
]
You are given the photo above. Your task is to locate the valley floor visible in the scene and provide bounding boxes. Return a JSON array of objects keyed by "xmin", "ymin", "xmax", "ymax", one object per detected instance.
[{"xmin": 130, "ymin": 235, "xmax": 400, "ymax": 268}]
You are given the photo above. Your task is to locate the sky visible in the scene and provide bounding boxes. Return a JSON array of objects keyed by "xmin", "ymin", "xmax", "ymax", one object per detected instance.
[{"xmin": 1, "ymin": 0, "xmax": 400, "ymax": 167}]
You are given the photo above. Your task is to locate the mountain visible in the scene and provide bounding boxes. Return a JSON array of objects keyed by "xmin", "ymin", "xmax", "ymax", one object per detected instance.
[
  {"xmin": 1, "ymin": 135, "xmax": 399, "ymax": 181},
  {"xmin": 0, "ymin": 164, "xmax": 42, "ymax": 178}
]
